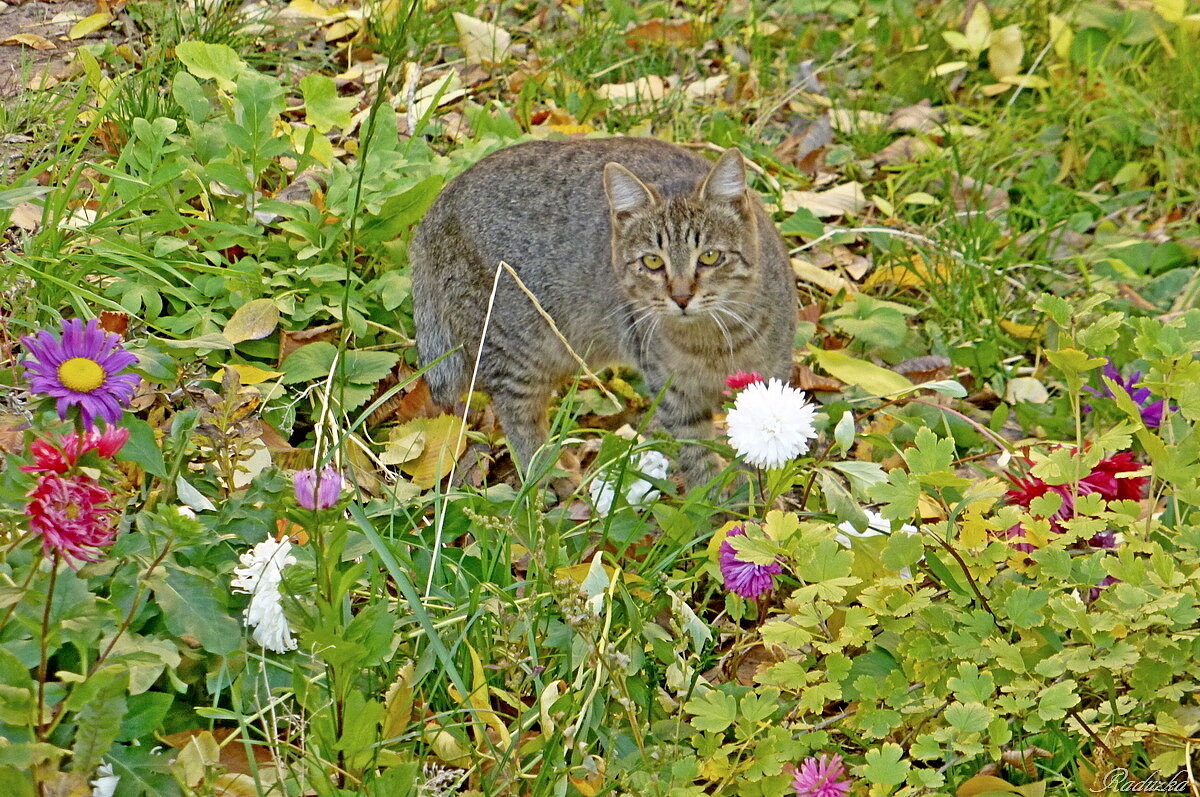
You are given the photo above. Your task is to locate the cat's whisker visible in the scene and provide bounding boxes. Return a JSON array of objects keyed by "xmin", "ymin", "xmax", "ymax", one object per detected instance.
[{"xmin": 709, "ymin": 311, "xmax": 735, "ymax": 356}]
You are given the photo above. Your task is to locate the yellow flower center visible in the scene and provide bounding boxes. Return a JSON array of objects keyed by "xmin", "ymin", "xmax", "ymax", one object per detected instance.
[{"xmin": 58, "ymin": 357, "xmax": 107, "ymax": 393}]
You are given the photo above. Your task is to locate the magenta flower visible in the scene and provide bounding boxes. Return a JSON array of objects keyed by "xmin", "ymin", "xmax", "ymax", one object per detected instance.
[
  {"xmin": 718, "ymin": 525, "xmax": 781, "ymax": 600},
  {"xmin": 792, "ymin": 754, "xmax": 851, "ymax": 797},
  {"xmin": 21, "ymin": 318, "xmax": 139, "ymax": 430},
  {"xmin": 22, "ymin": 427, "xmax": 129, "ymax": 475},
  {"xmin": 26, "ymin": 473, "xmax": 119, "ymax": 564},
  {"xmin": 293, "ymin": 465, "xmax": 345, "ymax": 510}
]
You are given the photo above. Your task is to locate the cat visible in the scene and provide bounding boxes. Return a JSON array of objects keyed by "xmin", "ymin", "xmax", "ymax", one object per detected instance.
[{"xmin": 410, "ymin": 137, "xmax": 796, "ymax": 485}]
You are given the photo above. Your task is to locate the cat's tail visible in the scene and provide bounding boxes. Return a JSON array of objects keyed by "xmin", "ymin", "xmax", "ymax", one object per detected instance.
[{"xmin": 411, "ymin": 244, "xmax": 468, "ymax": 408}]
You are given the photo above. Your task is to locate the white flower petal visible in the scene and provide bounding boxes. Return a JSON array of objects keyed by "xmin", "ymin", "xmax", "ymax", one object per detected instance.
[
  {"xmin": 588, "ymin": 449, "xmax": 669, "ymax": 513},
  {"xmin": 232, "ymin": 537, "xmax": 298, "ymax": 653},
  {"xmin": 725, "ymin": 378, "xmax": 818, "ymax": 469}
]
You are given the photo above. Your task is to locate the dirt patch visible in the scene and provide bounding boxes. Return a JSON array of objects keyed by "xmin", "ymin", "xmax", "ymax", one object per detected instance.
[{"xmin": 0, "ymin": 0, "xmax": 111, "ymax": 99}]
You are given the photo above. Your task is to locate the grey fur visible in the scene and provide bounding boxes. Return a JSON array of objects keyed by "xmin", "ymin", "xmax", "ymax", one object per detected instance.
[{"xmin": 410, "ymin": 138, "xmax": 796, "ymax": 483}]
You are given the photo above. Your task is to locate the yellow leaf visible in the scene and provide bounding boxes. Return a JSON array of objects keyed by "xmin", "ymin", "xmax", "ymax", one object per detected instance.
[
  {"xmin": 596, "ymin": 75, "xmax": 668, "ymax": 106},
  {"xmin": 1048, "ymin": 14, "xmax": 1073, "ymax": 60},
  {"xmin": 957, "ymin": 775, "xmax": 1023, "ymax": 797},
  {"xmin": 963, "ymin": 3, "xmax": 993, "ymax": 57},
  {"xmin": 959, "ymin": 507, "xmax": 993, "ymax": 552},
  {"xmin": 1, "ymin": 33, "xmax": 57, "ymax": 50},
  {"xmin": 554, "ymin": 561, "xmax": 652, "ymax": 599},
  {"xmin": 988, "ymin": 25, "xmax": 1024, "ymax": 79},
  {"xmin": 381, "ymin": 422, "xmax": 427, "ymax": 466},
  {"xmin": 423, "ymin": 723, "xmax": 470, "ymax": 768},
  {"xmin": 398, "ymin": 414, "xmax": 467, "ymax": 489},
  {"xmin": 901, "ymin": 191, "xmax": 939, "ymax": 205},
  {"xmin": 547, "ymin": 123, "xmax": 594, "ymax": 135},
  {"xmin": 452, "ymin": 11, "xmax": 512, "ymax": 64},
  {"xmin": 1154, "ymin": 0, "xmax": 1185, "ymax": 23},
  {"xmin": 809, "ymin": 348, "xmax": 913, "ymax": 397},
  {"xmin": 1000, "ymin": 74, "xmax": 1049, "ymax": 89},
  {"xmin": 226, "ymin": 364, "xmax": 284, "ymax": 385},
  {"xmin": 68, "ymin": 12, "xmax": 113, "ymax": 39},
  {"xmin": 864, "ymin": 256, "xmax": 950, "ymax": 290},
  {"xmin": 324, "ymin": 17, "xmax": 362, "ymax": 41},
  {"xmin": 287, "ymin": 0, "xmax": 334, "ymax": 17},
  {"xmin": 930, "ymin": 60, "xmax": 968, "ymax": 77},
  {"xmin": 791, "ymin": 257, "xmax": 853, "ymax": 294},
  {"xmin": 780, "ymin": 181, "xmax": 868, "ymax": 218},
  {"xmin": 1000, "ymin": 319, "xmax": 1040, "ymax": 339},
  {"xmin": 223, "ymin": 298, "xmax": 280, "ymax": 343}
]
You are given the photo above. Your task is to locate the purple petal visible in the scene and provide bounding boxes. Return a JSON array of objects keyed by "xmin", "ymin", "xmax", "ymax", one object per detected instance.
[
  {"xmin": 1142, "ymin": 401, "xmax": 1165, "ymax": 429},
  {"xmin": 61, "ymin": 319, "xmax": 85, "ymax": 358}
]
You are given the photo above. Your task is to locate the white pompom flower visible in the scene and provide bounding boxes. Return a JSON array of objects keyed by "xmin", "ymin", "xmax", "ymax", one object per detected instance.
[
  {"xmin": 725, "ymin": 378, "xmax": 818, "ymax": 469},
  {"xmin": 231, "ymin": 537, "xmax": 298, "ymax": 654},
  {"xmin": 589, "ymin": 449, "xmax": 669, "ymax": 514}
]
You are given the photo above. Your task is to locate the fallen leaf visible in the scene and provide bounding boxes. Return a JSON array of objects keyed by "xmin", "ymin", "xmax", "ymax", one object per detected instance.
[
  {"xmin": 453, "ymin": 12, "xmax": 512, "ymax": 65},
  {"xmin": 792, "ymin": 257, "xmax": 852, "ymax": 294},
  {"xmin": 892, "ymin": 355, "xmax": 953, "ymax": 382},
  {"xmin": 1000, "ymin": 319, "xmax": 1041, "ymax": 340},
  {"xmin": 873, "ymin": 135, "xmax": 938, "ymax": 166},
  {"xmin": 624, "ymin": 18, "xmax": 699, "ymax": 48},
  {"xmin": 1005, "ymin": 377, "xmax": 1049, "ymax": 404},
  {"xmin": 409, "ymin": 71, "xmax": 466, "ymax": 124},
  {"xmin": 395, "ymin": 414, "xmax": 468, "ymax": 488},
  {"xmin": 809, "ymin": 348, "xmax": 913, "ymax": 396},
  {"xmin": 988, "ymin": 25, "xmax": 1024, "ymax": 80},
  {"xmin": 278, "ymin": 323, "xmax": 341, "ymax": 365},
  {"xmin": 888, "ymin": 100, "xmax": 945, "ymax": 132},
  {"xmin": 937, "ymin": 174, "xmax": 1009, "ymax": 213},
  {"xmin": 381, "ymin": 423, "xmax": 427, "ymax": 465},
  {"xmin": 781, "ymin": 181, "xmax": 868, "ymax": 218},
  {"xmin": 596, "ymin": 75, "xmax": 668, "ymax": 106},
  {"xmin": 226, "ymin": 364, "xmax": 284, "ymax": 385},
  {"xmin": 10, "ymin": 202, "xmax": 41, "ymax": 231},
  {"xmin": 684, "ymin": 74, "xmax": 728, "ymax": 100},
  {"xmin": 790, "ymin": 363, "xmax": 843, "ymax": 392},
  {"xmin": 1, "ymin": 34, "xmax": 57, "ymax": 51},
  {"xmin": 223, "ymin": 299, "xmax": 280, "ymax": 344},
  {"xmin": 68, "ymin": 12, "xmax": 113, "ymax": 39},
  {"xmin": 863, "ymin": 256, "xmax": 952, "ymax": 290},
  {"xmin": 1000, "ymin": 74, "xmax": 1049, "ymax": 89}
]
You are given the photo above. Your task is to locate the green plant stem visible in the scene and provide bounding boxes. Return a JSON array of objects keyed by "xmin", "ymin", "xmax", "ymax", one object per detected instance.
[{"xmin": 35, "ymin": 552, "xmax": 60, "ymax": 742}]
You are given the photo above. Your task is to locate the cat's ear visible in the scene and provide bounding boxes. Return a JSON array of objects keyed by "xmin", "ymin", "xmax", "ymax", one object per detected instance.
[
  {"xmin": 699, "ymin": 148, "xmax": 747, "ymax": 203},
  {"xmin": 604, "ymin": 163, "xmax": 658, "ymax": 215}
]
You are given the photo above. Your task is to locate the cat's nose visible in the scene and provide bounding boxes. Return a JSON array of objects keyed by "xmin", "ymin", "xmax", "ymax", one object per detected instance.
[{"xmin": 671, "ymin": 293, "xmax": 692, "ymax": 309}]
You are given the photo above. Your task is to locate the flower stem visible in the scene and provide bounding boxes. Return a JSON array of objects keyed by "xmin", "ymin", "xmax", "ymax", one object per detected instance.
[{"xmin": 35, "ymin": 552, "xmax": 60, "ymax": 742}]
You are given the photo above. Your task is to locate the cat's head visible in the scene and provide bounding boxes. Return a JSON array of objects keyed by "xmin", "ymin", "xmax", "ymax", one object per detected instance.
[{"xmin": 603, "ymin": 148, "xmax": 763, "ymax": 327}]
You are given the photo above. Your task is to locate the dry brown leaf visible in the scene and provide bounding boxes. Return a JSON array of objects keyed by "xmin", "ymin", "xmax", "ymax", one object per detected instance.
[
  {"xmin": 791, "ymin": 363, "xmax": 843, "ymax": 392},
  {"xmin": 277, "ymin": 323, "xmax": 340, "ymax": 366},
  {"xmin": 887, "ymin": 100, "xmax": 945, "ymax": 132},
  {"xmin": 775, "ymin": 116, "xmax": 832, "ymax": 174},
  {"xmin": 873, "ymin": 135, "xmax": 938, "ymax": 166},
  {"xmin": 893, "ymin": 355, "xmax": 952, "ymax": 382},
  {"xmin": 596, "ymin": 75, "xmax": 667, "ymax": 106},
  {"xmin": 2, "ymin": 33, "xmax": 58, "ymax": 50},
  {"xmin": 10, "ymin": 201, "xmax": 42, "ymax": 231},
  {"xmin": 863, "ymin": 255, "xmax": 952, "ymax": 290},
  {"xmin": 684, "ymin": 74, "xmax": 728, "ymax": 100},
  {"xmin": 624, "ymin": 18, "xmax": 699, "ymax": 48},
  {"xmin": 781, "ymin": 181, "xmax": 868, "ymax": 218},
  {"xmin": 452, "ymin": 12, "xmax": 512, "ymax": 65},
  {"xmin": 937, "ymin": 174, "xmax": 1009, "ymax": 213}
]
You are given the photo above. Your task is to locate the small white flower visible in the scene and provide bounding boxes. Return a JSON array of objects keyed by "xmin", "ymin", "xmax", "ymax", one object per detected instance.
[
  {"xmin": 91, "ymin": 762, "xmax": 119, "ymax": 797},
  {"xmin": 589, "ymin": 449, "xmax": 669, "ymax": 514},
  {"xmin": 837, "ymin": 509, "xmax": 919, "ymax": 578},
  {"xmin": 725, "ymin": 378, "xmax": 818, "ymax": 469},
  {"xmin": 176, "ymin": 506, "xmax": 197, "ymax": 520},
  {"xmin": 231, "ymin": 538, "xmax": 298, "ymax": 654}
]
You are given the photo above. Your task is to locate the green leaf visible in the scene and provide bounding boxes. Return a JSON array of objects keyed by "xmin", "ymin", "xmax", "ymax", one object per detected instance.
[
  {"xmin": 947, "ymin": 663, "xmax": 995, "ymax": 703},
  {"xmin": 300, "ymin": 74, "xmax": 357, "ymax": 133},
  {"xmin": 175, "ymin": 41, "xmax": 247, "ymax": 92},
  {"xmin": 827, "ymin": 460, "xmax": 887, "ymax": 498},
  {"xmin": 871, "ymin": 468, "xmax": 921, "ymax": 519},
  {"xmin": 779, "ymin": 206, "xmax": 824, "ymax": 237},
  {"xmin": 71, "ymin": 667, "xmax": 129, "ymax": 774},
  {"xmin": 862, "ymin": 742, "xmax": 909, "ymax": 786},
  {"xmin": 223, "ymin": 298, "xmax": 279, "ymax": 344},
  {"xmin": 1037, "ymin": 680, "xmax": 1080, "ymax": 721},
  {"xmin": 881, "ymin": 532, "xmax": 924, "ymax": 571},
  {"xmin": 685, "ymin": 689, "xmax": 739, "ymax": 734},
  {"xmin": 117, "ymin": 419, "xmax": 167, "ymax": 478},
  {"xmin": 945, "ymin": 701, "xmax": 991, "ymax": 733},
  {"xmin": 280, "ymin": 341, "xmax": 338, "ymax": 383},
  {"xmin": 1004, "ymin": 585, "xmax": 1049, "ymax": 628},
  {"xmin": 343, "ymin": 350, "xmax": 401, "ymax": 384},
  {"xmin": 1044, "ymin": 348, "xmax": 1106, "ymax": 375},
  {"xmin": 118, "ymin": 692, "xmax": 173, "ymax": 741},
  {"xmin": 150, "ymin": 566, "xmax": 241, "ymax": 655},
  {"xmin": 904, "ymin": 428, "xmax": 954, "ymax": 474},
  {"xmin": 810, "ymin": 348, "xmax": 913, "ymax": 396}
]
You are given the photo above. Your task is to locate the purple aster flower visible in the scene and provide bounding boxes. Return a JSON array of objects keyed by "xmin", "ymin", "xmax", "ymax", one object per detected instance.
[
  {"xmin": 718, "ymin": 525, "xmax": 781, "ymax": 600},
  {"xmin": 792, "ymin": 753, "xmax": 851, "ymax": 797},
  {"xmin": 1084, "ymin": 359, "xmax": 1167, "ymax": 429},
  {"xmin": 20, "ymin": 318, "xmax": 139, "ymax": 430},
  {"xmin": 293, "ymin": 465, "xmax": 345, "ymax": 510},
  {"xmin": 1087, "ymin": 575, "xmax": 1120, "ymax": 603}
]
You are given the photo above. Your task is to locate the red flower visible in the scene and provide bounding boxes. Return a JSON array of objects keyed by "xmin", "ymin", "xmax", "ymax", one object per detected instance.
[
  {"xmin": 723, "ymin": 371, "xmax": 765, "ymax": 396},
  {"xmin": 26, "ymin": 473, "xmax": 119, "ymax": 563},
  {"xmin": 22, "ymin": 427, "xmax": 129, "ymax": 474},
  {"xmin": 1004, "ymin": 451, "xmax": 1147, "ymax": 551}
]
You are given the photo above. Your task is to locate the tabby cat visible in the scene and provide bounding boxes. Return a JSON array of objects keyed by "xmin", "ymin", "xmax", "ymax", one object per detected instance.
[{"xmin": 410, "ymin": 137, "xmax": 796, "ymax": 484}]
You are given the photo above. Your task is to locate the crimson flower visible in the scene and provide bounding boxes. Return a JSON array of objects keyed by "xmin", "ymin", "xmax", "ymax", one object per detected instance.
[
  {"xmin": 1004, "ymin": 451, "xmax": 1147, "ymax": 551},
  {"xmin": 718, "ymin": 525, "xmax": 781, "ymax": 600},
  {"xmin": 22, "ymin": 427, "xmax": 129, "ymax": 474},
  {"xmin": 27, "ymin": 473, "xmax": 119, "ymax": 563},
  {"xmin": 791, "ymin": 754, "xmax": 851, "ymax": 797},
  {"xmin": 723, "ymin": 370, "xmax": 765, "ymax": 395}
]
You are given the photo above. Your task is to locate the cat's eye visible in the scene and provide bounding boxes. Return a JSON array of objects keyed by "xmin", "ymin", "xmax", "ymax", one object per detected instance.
[
  {"xmin": 698, "ymin": 249, "xmax": 722, "ymax": 266},
  {"xmin": 641, "ymin": 254, "xmax": 665, "ymax": 270}
]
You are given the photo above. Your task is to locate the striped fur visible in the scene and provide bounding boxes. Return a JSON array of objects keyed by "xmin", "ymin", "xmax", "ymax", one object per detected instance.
[{"xmin": 410, "ymin": 138, "xmax": 795, "ymax": 484}]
